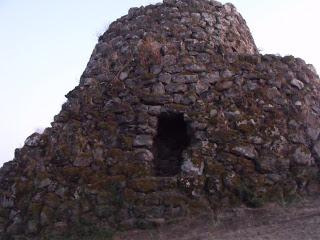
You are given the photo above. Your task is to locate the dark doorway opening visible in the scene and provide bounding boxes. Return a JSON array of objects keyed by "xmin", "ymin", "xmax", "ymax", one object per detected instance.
[{"xmin": 153, "ymin": 112, "xmax": 191, "ymax": 176}]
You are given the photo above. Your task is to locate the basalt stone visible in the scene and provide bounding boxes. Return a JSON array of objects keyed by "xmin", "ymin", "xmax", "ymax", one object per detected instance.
[
  {"xmin": 133, "ymin": 135, "xmax": 153, "ymax": 147},
  {"xmin": 216, "ymin": 80, "xmax": 233, "ymax": 91},
  {"xmin": 24, "ymin": 133, "xmax": 42, "ymax": 147},
  {"xmin": 152, "ymin": 82, "xmax": 165, "ymax": 95},
  {"xmin": 292, "ymin": 146, "xmax": 315, "ymax": 166},
  {"xmin": 1, "ymin": 0, "xmax": 320, "ymax": 238},
  {"xmin": 159, "ymin": 73, "xmax": 172, "ymax": 84},
  {"xmin": 231, "ymin": 145, "xmax": 258, "ymax": 160},
  {"xmin": 290, "ymin": 78, "xmax": 305, "ymax": 90}
]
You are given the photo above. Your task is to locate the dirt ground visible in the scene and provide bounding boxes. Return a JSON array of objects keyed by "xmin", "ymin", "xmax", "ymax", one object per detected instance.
[{"xmin": 113, "ymin": 196, "xmax": 320, "ymax": 240}]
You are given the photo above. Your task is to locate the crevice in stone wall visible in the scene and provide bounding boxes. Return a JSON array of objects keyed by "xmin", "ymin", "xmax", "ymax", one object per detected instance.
[{"xmin": 153, "ymin": 112, "xmax": 191, "ymax": 176}]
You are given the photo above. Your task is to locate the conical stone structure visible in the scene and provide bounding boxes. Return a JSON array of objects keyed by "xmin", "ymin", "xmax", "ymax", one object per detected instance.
[{"xmin": 1, "ymin": 0, "xmax": 320, "ymax": 238}]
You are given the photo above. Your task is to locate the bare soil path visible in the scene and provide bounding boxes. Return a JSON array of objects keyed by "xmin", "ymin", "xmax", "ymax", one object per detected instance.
[{"xmin": 114, "ymin": 197, "xmax": 320, "ymax": 240}]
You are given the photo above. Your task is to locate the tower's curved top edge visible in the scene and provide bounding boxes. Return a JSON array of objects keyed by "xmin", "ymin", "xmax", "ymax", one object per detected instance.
[{"xmin": 96, "ymin": 0, "xmax": 258, "ymax": 59}]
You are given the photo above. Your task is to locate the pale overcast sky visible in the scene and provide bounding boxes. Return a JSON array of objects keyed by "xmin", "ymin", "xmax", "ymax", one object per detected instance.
[{"xmin": 0, "ymin": 0, "xmax": 319, "ymax": 167}]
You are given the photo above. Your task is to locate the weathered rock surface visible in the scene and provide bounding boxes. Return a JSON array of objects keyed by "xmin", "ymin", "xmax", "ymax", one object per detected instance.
[{"xmin": 1, "ymin": 0, "xmax": 320, "ymax": 238}]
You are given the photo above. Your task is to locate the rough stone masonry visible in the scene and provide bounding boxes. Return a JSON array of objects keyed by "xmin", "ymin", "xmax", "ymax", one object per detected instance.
[{"xmin": 1, "ymin": 0, "xmax": 320, "ymax": 238}]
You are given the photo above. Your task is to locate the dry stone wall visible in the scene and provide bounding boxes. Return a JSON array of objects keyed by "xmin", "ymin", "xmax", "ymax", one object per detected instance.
[{"xmin": 1, "ymin": 0, "xmax": 320, "ymax": 238}]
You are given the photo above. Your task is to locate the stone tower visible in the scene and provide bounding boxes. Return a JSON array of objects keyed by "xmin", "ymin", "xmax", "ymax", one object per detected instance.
[{"xmin": 1, "ymin": 0, "xmax": 320, "ymax": 238}]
